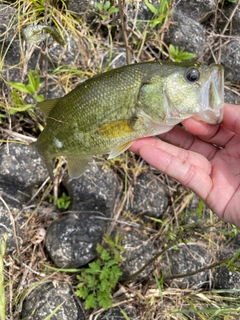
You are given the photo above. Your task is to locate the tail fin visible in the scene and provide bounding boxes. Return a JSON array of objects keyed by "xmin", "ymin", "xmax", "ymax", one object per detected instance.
[{"xmin": 31, "ymin": 141, "xmax": 54, "ymax": 180}]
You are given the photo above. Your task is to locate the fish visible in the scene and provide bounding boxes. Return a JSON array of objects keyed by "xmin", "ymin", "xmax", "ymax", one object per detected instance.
[{"xmin": 33, "ymin": 61, "xmax": 224, "ymax": 179}]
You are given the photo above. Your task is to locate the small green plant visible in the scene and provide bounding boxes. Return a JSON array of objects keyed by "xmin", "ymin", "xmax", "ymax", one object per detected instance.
[
  {"xmin": 7, "ymin": 69, "xmax": 44, "ymax": 115},
  {"xmin": 95, "ymin": 1, "xmax": 119, "ymax": 22},
  {"xmin": 169, "ymin": 44, "xmax": 196, "ymax": 62},
  {"xmin": 76, "ymin": 233, "xmax": 125, "ymax": 310},
  {"xmin": 49, "ymin": 192, "xmax": 71, "ymax": 210},
  {"xmin": 145, "ymin": 0, "xmax": 171, "ymax": 28}
]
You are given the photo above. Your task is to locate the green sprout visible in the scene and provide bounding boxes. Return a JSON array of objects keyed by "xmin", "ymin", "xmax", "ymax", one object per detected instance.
[
  {"xmin": 7, "ymin": 69, "xmax": 44, "ymax": 115},
  {"xmin": 49, "ymin": 192, "xmax": 71, "ymax": 210},
  {"xmin": 169, "ymin": 44, "xmax": 196, "ymax": 62},
  {"xmin": 145, "ymin": 0, "xmax": 172, "ymax": 28},
  {"xmin": 95, "ymin": 1, "xmax": 119, "ymax": 22},
  {"xmin": 76, "ymin": 233, "xmax": 125, "ymax": 310}
]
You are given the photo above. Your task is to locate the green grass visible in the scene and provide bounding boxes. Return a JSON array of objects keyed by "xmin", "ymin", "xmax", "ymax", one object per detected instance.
[{"xmin": 0, "ymin": 234, "xmax": 7, "ymax": 320}]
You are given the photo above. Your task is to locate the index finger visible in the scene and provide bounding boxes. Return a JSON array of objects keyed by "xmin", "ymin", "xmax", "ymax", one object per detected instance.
[
  {"xmin": 181, "ymin": 104, "xmax": 237, "ymax": 147},
  {"xmin": 222, "ymin": 103, "xmax": 240, "ymax": 135}
]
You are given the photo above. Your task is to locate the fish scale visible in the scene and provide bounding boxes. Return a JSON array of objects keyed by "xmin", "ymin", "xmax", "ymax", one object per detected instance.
[{"xmin": 33, "ymin": 61, "xmax": 224, "ymax": 179}]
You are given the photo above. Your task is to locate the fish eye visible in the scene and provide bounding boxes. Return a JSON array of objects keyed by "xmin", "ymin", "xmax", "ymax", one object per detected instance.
[{"xmin": 185, "ymin": 68, "xmax": 200, "ymax": 83}]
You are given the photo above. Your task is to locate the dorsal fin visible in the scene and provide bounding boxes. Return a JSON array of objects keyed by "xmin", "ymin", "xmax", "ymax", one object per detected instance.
[{"xmin": 37, "ymin": 98, "xmax": 60, "ymax": 116}]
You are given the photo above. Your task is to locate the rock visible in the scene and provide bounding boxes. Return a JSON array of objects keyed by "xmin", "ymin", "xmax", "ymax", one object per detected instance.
[
  {"xmin": 48, "ymin": 35, "xmax": 85, "ymax": 67},
  {"xmin": 119, "ymin": 228, "xmax": 155, "ymax": 281},
  {"xmin": 0, "ymin": 198, "xmax": 22, "ymax": 253},
  {"xmin": 161, "ymin": 243, "xmax": 212, "ymax": 289},
  {"xmin": 63, "ymin": 161, "xmax": 122, "ymax": 217},
  {"xmin": 21, "ymin": 281, "xmax": 84, "ymax": 320},
  {"xmin": 217, "ymin": 2, "xmax": 240, "ymax": 36},
  {"xmin": 225, "ymin": 88, "xmax": 240, "ymax": 105},
  {"xmin": 232, "ymin": 232, "xmax": 240, "ymax": 246},
  {"xmin": 0, "ymin": 143, "xmax": 48, "ymax": 253},
  {"xmin": 96, "ymin": 304, "xmax": 138, "ymax": 320},
  {"xmin": 174, "ymin": 0, "xmax": 218, "ymax": 22},
  {"xmin": 67, "ymin": 0, "xmax": 97, "ymax": 16},
  {"xmin": 130, "ymin": 172, "xmax": 168, "ymax": 219},
  {"xmin": 100, "ymin": 48, "xmax": 134, "ymax": 70},
  {"xmin": 214, "ymin": 266, "xmax": 240, "ymax": 296},
  {"xmin": 45, "ymin": 212, "xmax": 107, "ymax": 268},
  {"xmin": 126, "ymin": 0, "xmax": 155, "ymax": 23},
  {"xmin": 0, "ymin": 4, "xmax": 17, "ymax": 43},
  {"xmin": 214, "ymin": 238, "xmax": 240, "ymax": 295},
  {"xmin": 164, "ymin": 9, "xmax": 205, "ymax": 58},
  {"xmin": 0, "ymin": 143, "xmax": 48, "ymax": 197},
  {"xmin": 181, "ymin": 193, "xmax": 211, "ymax": 225},
  {"xmin": 221, "ymin": 40, "xmax": 240, "ymax": 84}
]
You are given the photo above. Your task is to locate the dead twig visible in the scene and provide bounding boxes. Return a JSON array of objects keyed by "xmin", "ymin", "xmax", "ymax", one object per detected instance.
[{"xmin": 118, "ymin": 0, "xmax": 131, "ymax": 64}]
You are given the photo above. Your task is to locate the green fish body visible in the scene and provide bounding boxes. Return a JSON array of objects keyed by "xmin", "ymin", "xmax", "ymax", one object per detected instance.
[{"xmin": 34, "ymin": 61, "xmax": 224, "ymax": 179}]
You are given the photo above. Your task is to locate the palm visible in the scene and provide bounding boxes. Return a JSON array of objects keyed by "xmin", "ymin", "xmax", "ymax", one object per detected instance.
[{"xmin": 130, "ymin": 104, "xmax": 240, "ymax": 227}]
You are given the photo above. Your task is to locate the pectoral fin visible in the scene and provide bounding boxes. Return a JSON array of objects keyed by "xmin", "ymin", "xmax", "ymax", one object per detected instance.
[
  {"xmin": 98, "ymin": 119, "xmax": 135, "ymax": 139},
  {"xmin": 108, "ymin": 141, "xmax": 134, "ymax": 159},
  {"xmin": 67, "ymin": 155, "xmax": 91, "ymax": 178}
]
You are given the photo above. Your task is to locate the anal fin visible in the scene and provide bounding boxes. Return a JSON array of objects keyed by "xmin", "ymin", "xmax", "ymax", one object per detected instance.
[
  {"xmin": 108, "ymin": 141, "xmax": 134, "ymax": 159},
  {"xmin": 67, "ymin": 155, "xmax": 91, "ymax": 179}
]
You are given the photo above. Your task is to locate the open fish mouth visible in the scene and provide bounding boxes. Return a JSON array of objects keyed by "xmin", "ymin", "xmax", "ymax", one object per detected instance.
[{"xmin": 194, "ymin": 64, "xmax": 224, "ymax": 124}]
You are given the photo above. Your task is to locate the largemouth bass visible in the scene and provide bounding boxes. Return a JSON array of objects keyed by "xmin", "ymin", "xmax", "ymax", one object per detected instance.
[{"xmin": 34, "ymin": 61, "xmax": 224, "ymax": 179}]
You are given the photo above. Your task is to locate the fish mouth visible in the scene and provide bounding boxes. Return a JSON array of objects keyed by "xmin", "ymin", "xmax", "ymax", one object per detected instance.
[{"xmin": 193, "ymin": 64, "xmax": 224, "ymax": 124}]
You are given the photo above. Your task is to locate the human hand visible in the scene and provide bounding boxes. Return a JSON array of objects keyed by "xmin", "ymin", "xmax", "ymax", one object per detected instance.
[{"xmin": 130, "ymin": 104, "xmax": 240, "ymax": 228}]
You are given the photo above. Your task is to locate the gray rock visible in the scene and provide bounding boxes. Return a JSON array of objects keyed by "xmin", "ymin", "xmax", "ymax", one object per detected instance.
[
  {"xmin": 164, "ymin": 9, "xmax": 205, "ymax": 58},
  {"xmin": 161, "ymin": 243, "xmax": 212, "ymax": 289},
  {"xmin": 0, "ymin": 143, "xmax": 48, "ymax": 253},
  {"xmin": 130, "ymin": 173, "xmax": 168, "ymax": 218},
  {"xmin": 48, "ymin": 35, "xmax": 84, "ymax": 67},
  {"xmin": 225, "ymin": 88, "xmax": 240, "ymax": 105},
  {"xmin": 174, "ymin": 0, "xmax": 218, "ymax": 22},
  {"xmin": 181, "ymin": 193, "xmax": 211, "ymax": 225},
  {"xmin": 0, "ymin": 143, "xmax": 48, "ymax": 196},
  {"xmin": 100, "ymin": 48, "xmax": 134, "ymax": 70},
  {"xmin": 63, "ymin": 162, "xmax": 122, "ymax": 217},
  {"xmin": 120, "ymin": 228, "xmax": 155, "ymax": 281},
  {"xmin": 0, "ymin": 4, "xmax": 17, "ymax": 43},
  {"xmin": 214, "ymin": 266, "xmax": 240, "ymax": 296},
  {"xmin": 67, "ymin": 0, "xmax": 97, "ymax": 16},
  {"xmin": 21, "ymin": 281, "xmax": 84, "ymax": 320},
  {"xmin": 0, "ymin": 198, "xmax": 22, "ymax": 253},
  {"xmin": 214, "ymin": 241, "xmax": 240, "ymax": 295},
  {"xmin": 45, "ymin": 212, "xmax": 107, "ymax": 268},
  {"xmin": 126, "ymin": 0, "xmax": 155, "ymax": 23},
  {"xmin": 221, "ymin": 40, "xmax": 240, "ymax": 84},
  {"xmin": 217, "ymin": 2, "xmax": 240, "ymax": 36},
  {"xmin": 232, "ymin": 232, "xmax": 240, "ymax": 246},
  {"xmin": 95, "ymin": 304, "xmax": 138, "ymax": 320}
]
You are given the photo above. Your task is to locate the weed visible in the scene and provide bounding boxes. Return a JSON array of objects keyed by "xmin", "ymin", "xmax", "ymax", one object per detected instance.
[
  {"xmin": 95, "ymin": 1, "xmax": 119, "ymax": 22},
  {"xmin": 49, "ymin": 192, "xmax": 71, "ymax": 210},
  {"xmin": 76, "ymin": 233, "xmax": 125, "ymax": 310},
  {"xmin": 145, "ymin": 0, "xmax": 172, "ymax": 29},
  {"xmin": 6, "ymin": 69, "xmax": 43, "ymax": 115},
  {"xmin": 169, "ymin": 44, "xmax": 196, "ymax": 62}
]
